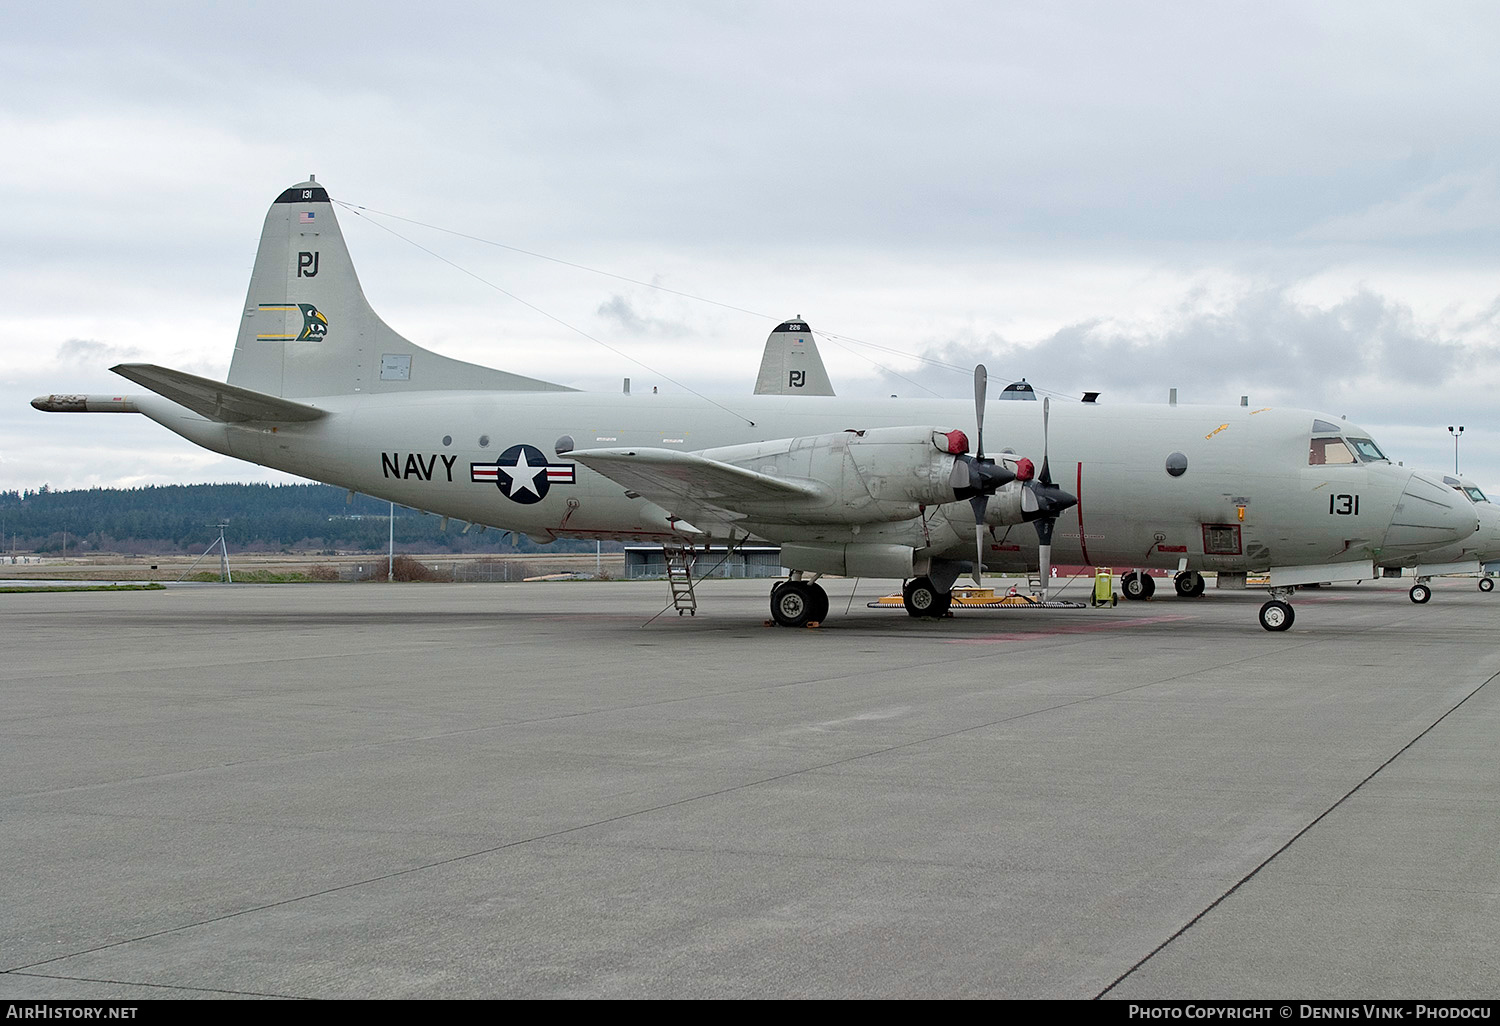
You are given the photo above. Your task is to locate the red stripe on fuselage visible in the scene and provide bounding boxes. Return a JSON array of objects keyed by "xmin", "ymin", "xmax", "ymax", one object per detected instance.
[{"xmin": 1076, "ymin": 462, "xmax": 1091, "ymax": 565}]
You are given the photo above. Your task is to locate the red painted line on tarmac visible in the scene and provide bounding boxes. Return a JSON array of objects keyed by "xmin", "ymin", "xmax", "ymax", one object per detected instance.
[{"xmin": 946, "ymin": 613, "xmax": 1191, "ymax": 644}]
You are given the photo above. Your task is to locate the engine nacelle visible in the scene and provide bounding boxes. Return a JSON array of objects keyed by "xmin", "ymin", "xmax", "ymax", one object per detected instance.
[
  {"xmin": 697, "ymin": 425, "xmax": 978, "ymax": 524},
  {"xmin": 780, "ymin": 542, "xmax": 925, "ymax": 579}
]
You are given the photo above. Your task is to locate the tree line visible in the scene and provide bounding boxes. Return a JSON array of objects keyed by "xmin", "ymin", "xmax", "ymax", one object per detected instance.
[{"xmin": 0, "ymin": 483, "xmax": 616, "ymax": 555}]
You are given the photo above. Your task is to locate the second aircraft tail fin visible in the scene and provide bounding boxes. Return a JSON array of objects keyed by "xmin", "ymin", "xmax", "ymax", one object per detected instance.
[{"xmin": 753, "ymin": 318, "xmax": 835, "ymax": 396}]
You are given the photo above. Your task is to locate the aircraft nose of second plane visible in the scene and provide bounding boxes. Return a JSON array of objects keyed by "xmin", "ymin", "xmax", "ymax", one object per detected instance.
[
  {"xmin": 1385, "ymin": 471, "xmax": 1480, "ymax": 554},
  {"xmin": 1475, "ymin": 506, "xmax": 1500, "ymax": 561}
]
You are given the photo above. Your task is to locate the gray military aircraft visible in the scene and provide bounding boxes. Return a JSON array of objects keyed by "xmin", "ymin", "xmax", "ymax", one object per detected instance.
[
  {"xmin": 32, "ymin": 179, "xmax": 1478, "ymax": 631},
  {"xmin": 1376, "ymin": 476, "xmax": 1500, "ymax": 602}
]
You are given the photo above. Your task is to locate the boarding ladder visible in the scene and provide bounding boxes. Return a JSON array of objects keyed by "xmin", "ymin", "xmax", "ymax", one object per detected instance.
[{"xmin": 662, "ymin": 542, "xmax": 698, "ymax": 616}]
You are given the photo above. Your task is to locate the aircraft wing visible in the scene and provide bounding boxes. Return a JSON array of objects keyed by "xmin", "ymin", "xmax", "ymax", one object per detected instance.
[
  {"xmin": 111, "ymin": 363, "xmax": 328, "ymax": 423},
  {"xmin": 568, "ymin": 447, "xmax": 825, "ymax": 524}
]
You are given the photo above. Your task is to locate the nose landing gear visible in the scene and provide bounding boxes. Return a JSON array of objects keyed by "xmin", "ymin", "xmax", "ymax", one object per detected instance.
[{"xmin": 1258, "ymin": 587, "xmax": 1297, "ymax": 631}]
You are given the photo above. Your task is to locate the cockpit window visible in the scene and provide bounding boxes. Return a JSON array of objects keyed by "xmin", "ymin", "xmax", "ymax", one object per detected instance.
[
  {"xmin": 1309, "ymin": 436, "xmax": 1357, "ymax": 465},
  {"xmin": 1346, "ymin": 437, "xmax": 1388, "ymax": 462},
  {"xmin": 1465, "ymin": 487, "xmax": 1488, "ymax": 503}
]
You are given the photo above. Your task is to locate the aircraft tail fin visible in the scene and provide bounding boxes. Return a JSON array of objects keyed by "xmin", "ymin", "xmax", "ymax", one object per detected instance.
[
  {"xmin": 753, "ymin": 318, "xmax": 835, "ymax": 396},
  {"xmin": 227, "ymin": 179, "xmax": 576, "ymax": 398}
]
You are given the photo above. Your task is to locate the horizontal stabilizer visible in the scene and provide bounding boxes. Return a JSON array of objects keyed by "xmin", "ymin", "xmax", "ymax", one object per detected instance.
[
  {"xmin": 111, "ymin": 363, "xmax": 328, "ymax": 423},
  {"xmin": 569, "ymin": 447, "xmax": 824, "ymax": 523}
]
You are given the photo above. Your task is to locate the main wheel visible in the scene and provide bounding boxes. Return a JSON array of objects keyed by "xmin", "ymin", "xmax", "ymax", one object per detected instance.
[
  {"xmin": 1174, "ymin": 570, "xmax": 1205, "ymax": 598},
  {"xmin": 1480, "ymin": 577, "xmax": 1495, "ymax": 593},
  {"xmin": 1409, "ymin": 583, "xmax": 1432, "ymax": 604},
  {"xmin": 1122, "ymin": 570, "xmax": 1156, "ymax": 600},
  {"xmin": 807, "ymin": 582, "xmax": 830, "ymax": 624},
  {"xmin": 771, "ymin": 581, "xmax": 816, "ymax": 627},
  {"xmin": 902, "ymin": 576, "xmax": 950, "ymax": 618},
  {"xmin": 1258, "ymin": 600, "xmax": 1294, "ymax": 631}
]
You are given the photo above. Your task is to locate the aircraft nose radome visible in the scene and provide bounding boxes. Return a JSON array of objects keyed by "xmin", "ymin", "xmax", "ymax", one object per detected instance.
[
  {"xmin": 1387, "ymin": 471, "xmax": 1480, "ymax": 550},
  {"xmin": 1476, "ymin": 510, "xmax": 1500, "ymax": 560}
]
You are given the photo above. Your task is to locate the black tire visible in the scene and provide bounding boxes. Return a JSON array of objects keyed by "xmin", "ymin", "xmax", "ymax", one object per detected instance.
[
  {"xmin": 1258, "ymin": 600, "xmax": 1294, "ymax": 631},
  {"xmin": 1174, "ymin": 571, "xmax": 1205, "ymax": 598},
  {"xmin": 1122, "ymin": 570, "xmax": 1156, "ymax": 600},
  {"xmin": 807, "ymin": 583, "xmax": 830, "ymax": 624},
  {"xmin": 1480, "ymin": 577, "xmax": 1495, "ymax": 593},
  {"xmin": 771, "ymin": 581, "xmax": 816, "ymax": 627},
  {"xmin": 1409, "ymin": 584, "xmax": 1432, "ymax": 604},
  {"xmin": 902, "ymin": 577, "xmax": 949, "ymax": 618}
]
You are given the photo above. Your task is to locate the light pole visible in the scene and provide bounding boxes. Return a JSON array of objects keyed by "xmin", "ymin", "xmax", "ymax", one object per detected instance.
[{"xmin": 1449, "ymin": 425, "xmax": 1465, "ymax": 476}]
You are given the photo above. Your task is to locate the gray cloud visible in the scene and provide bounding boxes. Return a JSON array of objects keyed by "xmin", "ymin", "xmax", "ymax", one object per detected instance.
[
  {"xmin": 8, "ymin": 3, "xmax": 1500, "ymax": 489},
  {"xmin": 55, "ymin": 339, "xmax": 143, "ymax": 365},
  {"xmin": 877, "ymin": 285, "xmax": 1493, "ymax": 418},
  {"xmin": 594, "ymin": 294, "xmax": 691, "ymax": 338}
]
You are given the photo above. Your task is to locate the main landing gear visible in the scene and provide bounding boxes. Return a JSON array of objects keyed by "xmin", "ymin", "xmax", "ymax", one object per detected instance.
[
  {"xmin": 1121, "ymin": 570, "xmax": 1156, "ymax": 600},
  {"xmin": 902, "ymin": 576, "xmax": 952, "ymax": 618},
  {"xmin": 769, "ymin": 578, "xmax": 830, "ymax": 627},
  {"xmin": 1481, "ymin": 577, "xmax": 1495, "ymax": 593},
  {"xmin": 1173, "ymin": 570, "xmax": 1206, "ymax": 598},
  {"xmin": 1123, "ymin": 569, "xmax": 1206, "ymax": 599},
  {"xmin": 1258, "ymin": 587, "xmax": 1296, "ymax": 631}
]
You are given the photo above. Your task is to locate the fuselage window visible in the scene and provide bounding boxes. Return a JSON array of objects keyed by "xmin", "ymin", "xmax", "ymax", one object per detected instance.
[
  {"xmin": 1309, "ymin": 437, "xmax": 1357, "ymax": 465},
  {"xmin": 1346, "ymin": 437, "xmax": 1389, "ymax": 462}
]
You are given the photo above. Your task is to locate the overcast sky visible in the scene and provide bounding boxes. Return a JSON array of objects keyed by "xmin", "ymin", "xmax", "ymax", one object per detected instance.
[{"xmin": 5, "ymin": 1, "xmax": 1500, "ymax": 492}]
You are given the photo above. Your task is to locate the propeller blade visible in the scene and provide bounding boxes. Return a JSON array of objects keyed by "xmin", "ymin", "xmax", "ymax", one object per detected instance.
[
  {"xmin": 970, "ymin": 493, "xmax": 988, "ymax": 585},
  {"xmin": 1039, "ymin": 396, "xmax": 1051, "ymax": 486},
  {"xmin": 1034, "ymin": 515, "xmax": 1056, "ymax": 602},
  {"xmin": 974, "ymin": 365, "xmax": 988, "ymax": 460}
]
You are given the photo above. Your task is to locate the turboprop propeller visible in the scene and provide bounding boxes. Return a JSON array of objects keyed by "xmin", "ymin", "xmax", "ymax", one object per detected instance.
[
  {"xmin": 949, "ymin": 366, "xmax": 1016, "ymax": 585},
  {"xmin": 1017, "ymin": 397, "xmax": 1077, "ymax": 599}
]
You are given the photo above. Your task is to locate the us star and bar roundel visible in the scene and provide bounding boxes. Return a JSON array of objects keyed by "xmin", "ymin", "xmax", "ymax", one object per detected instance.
[{"xmin": 471, "ymin": 444, "xmax": 576, "ymax": 504}]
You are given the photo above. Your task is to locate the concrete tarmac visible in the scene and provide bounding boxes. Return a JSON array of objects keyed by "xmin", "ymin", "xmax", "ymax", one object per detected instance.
[{"xmin": 1, "ymin": 576, "xmax": 1496, "ymax": 999}]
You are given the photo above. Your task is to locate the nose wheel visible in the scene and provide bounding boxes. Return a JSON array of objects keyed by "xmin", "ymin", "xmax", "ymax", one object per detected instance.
[
  {"xmin": 1258, "ymin": 599, "xmax": 1295, "ymax": 631},
  {"xmin": 1409, "ymin": 583, "xmax": 1432, "ymax": 604},
  {"xmin": 1481, "ymin": 577, "xmax": 1495, "ymax": 593}
]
